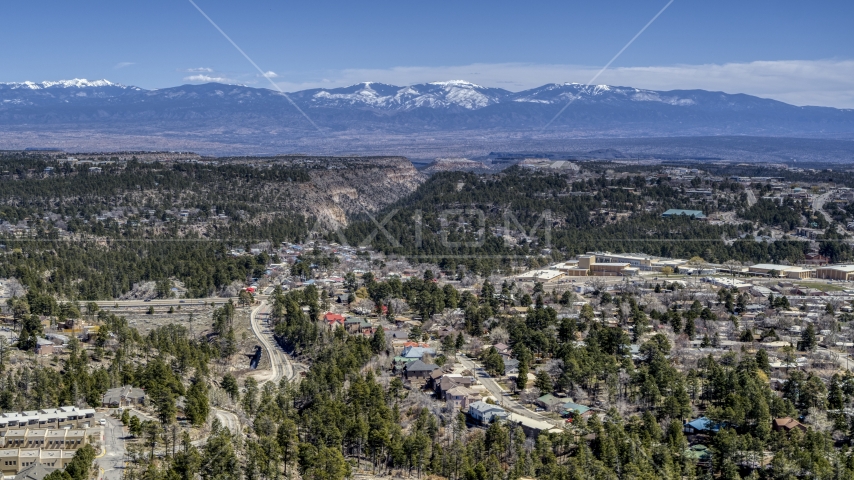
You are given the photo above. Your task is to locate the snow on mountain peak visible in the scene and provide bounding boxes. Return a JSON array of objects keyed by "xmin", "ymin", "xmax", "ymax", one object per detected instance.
[
  {"xmin": 1, "ymin": 79, "xmax": 126, "ymax": 89},
  {"xmin": 309, "ymin": 80, "xmax": 504, "ymax": 111},
  {"xmin": 429, "ymin": 80, "xmax": 484, "ymax": 88},
  {"xmin": 43, "ymin": 79, "xmax": 119, "ymax": 88}
]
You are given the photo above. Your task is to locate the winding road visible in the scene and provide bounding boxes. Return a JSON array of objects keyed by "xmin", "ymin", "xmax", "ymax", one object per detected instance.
[
  {"xmin": 205, "ymin": 301, "xmax": 296, "ymax": 438},
  {"xmin": 249, "ymin": 301, "xmax": 296, "ymax": 385},
  {"xmin": 213, "ymin": 409, "xmax": 240, "ymax": 434}
]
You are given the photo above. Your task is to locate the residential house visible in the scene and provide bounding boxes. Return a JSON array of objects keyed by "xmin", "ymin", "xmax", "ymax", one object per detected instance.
[
  {"xmin": 404, "ymin": 360, "xmax": 438, "ymax": 380},
  {"xmin": 560, "ymin": 402, "xmax": 591, "ymax": 419},
  {"xmin": 344, "ymin": 318, "xmax": 375, "ymax": 336},
  {"xmin": 535, "ymin": 394, "xmax": 565, "ymax": 411},
  {"xmin": 503, "ymin": 358, "xmax": 520, "ymax": 376},
  {"xmin": 445, "ymin": 386, "xmax": 480, "ymax": 411},
  {"xmin": 436, "ymin": 375, "xmax": 475, "ymax": 400},
  {"xmin": 773, "ymin": 417, "xmax": 807, "ymax": 433},
  {"xmin": 102, "ymin": 385, "xmax": 146, "ymax": 407},
  {"xmin": 506, "ymin": 413, "xmax": 561, "ymax": 438},
  {"xmin": 34, "ymin": 339, "xmax": 55, "ymax": 356},
  {"xmin": 323, "ymin": 313, "xmax": 345, "ymax": 329},
  {"xmin": 492, "ymin": 343, "xmax": 512, "ymax": 357},
  {"xmin": 436, "ymin": 327, "xmax": 457, "ymax": 339},
  {"xmin": 14, "ymin": 461, "xmax": 54, "ymax": 480},
  {"xmin": 683, "ymin": 417, "xmax": 719, "ymax": 435},
  {"xmin": 384, "ymin": 330, "xmax": 409, "ymax": 341},
  {"xmin": 468, "ymin": 401, "xmax": 508, "ymax": 425},
  {"xmin": 401, "ymin": 346, "xmax": 436, "ymax": 360}
]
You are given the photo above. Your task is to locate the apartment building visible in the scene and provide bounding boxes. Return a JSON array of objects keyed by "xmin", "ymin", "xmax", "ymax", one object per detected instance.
[
  {"xmin": 0, "ymin": 448, "xmax": 76, "ymax": 476},
  {"xmin": 0, "ymin": 407, "xmax": 96, "ymax": 433},
  {"xmin": 0, "ymin": 428, "xmax": 92, "ymax": 449}
]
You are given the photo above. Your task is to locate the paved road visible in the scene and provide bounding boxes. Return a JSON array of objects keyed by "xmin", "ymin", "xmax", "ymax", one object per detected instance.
[
  {"xmin": 813, "ymin": 192, "xmax": 834, "ymax": 223},
  {"xmin": 812, "ymin": 191, "xmax": 847, "ymax": 235},
  {"xmin": 214, "ymin": 408, "xmax": 240, "ymax": 432},
  {"xmin": 457, "ymin": 356, "xmax": 556, "ymax": 426},
  {"xmin": 745, "ymin": 188, "xmax": 757, "ymax": 207},
  {"xmin": 96, "ymin": 416, "xmax": 125, "ymax": 480},
  {"xmin": 93, "ymin": 295, "xmax": 270, "ymax": 309},
  {"xmin": 249, "ymin": 301, "xmax": 295, "ymax": 385}
]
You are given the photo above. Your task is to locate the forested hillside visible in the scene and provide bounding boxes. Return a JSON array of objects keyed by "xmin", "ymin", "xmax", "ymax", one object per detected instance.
[
  {"xmin": 342, "ymin": 168, "xmax": 848, "ymax": 276},
  {"xmin": 0, "ymin": 152, "xmax": 422, "ymax": 299}
]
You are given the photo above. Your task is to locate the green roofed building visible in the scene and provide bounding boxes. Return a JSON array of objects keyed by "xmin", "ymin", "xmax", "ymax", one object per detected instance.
[
  {"xmin": 662, "ymin": 209, "xmax": 706, "ymax": 219},
  {"xmin": 561, "ymin": 401, "xmax": 591, "ymax": 417}
]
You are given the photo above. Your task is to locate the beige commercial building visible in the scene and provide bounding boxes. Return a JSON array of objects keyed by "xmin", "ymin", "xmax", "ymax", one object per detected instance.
[
  {"xmin": 515, "ymin": 269, "xmax": 565, "ymax": 283},
  {"xmin": 815, "ymin": 265, "xmax": 854, "ymax": 281},
  {"xmin": 747, "ymin": 264, "xmax": 814, "ymax": 279},
  {"xmin": 557, "ymin": 254, "xmax": 637, "ymax": 277}
]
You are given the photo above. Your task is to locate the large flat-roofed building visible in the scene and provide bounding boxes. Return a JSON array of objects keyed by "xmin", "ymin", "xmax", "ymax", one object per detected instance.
[
  {"xmin": 816, "ymin": 265, "xmax": 854, "ymax": 281},
  {"xmin": 554, "ymin": 262, "xmax": 589, "ymax": 277},
  {"xmin": 748, "ymin": 264, "xmax": 814, "ymax": 279},
  {"xmin": 515, "ymin": 269, "xmax": 565, "ymax": 283},
  {"xmin": 559, "ymin": 254, "xmax": 637, "ymax": 277},
  {"xmin": 590, "ymin": 252, "xmax": 654, "ymax": 268},
  {"xmin": 704, "ymin": 277, "xmax": 752, "ymax": 291},
  {"xmin": 592, "ymin": 263, "xmax": 635, "ymax": 276}
]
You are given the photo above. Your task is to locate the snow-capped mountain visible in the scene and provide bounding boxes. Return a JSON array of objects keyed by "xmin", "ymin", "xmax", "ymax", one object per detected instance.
[
  {"xmin": 510, "ymin": 83, "xmax": 695, "ymax": 106},
  {"xmin": 0, "ymin": 78, "xmax": 141, "ymax": 106},
  {"xmin": 293, "ymin": 80, "xmax": 511, "ymax": 111},
  {"xmin": 0, "ymin": 78, "xmax": 126, "ymax": 89},
  {"xmin": 0, "ymin": 79, "xmax": 852, "ymax": 140}
]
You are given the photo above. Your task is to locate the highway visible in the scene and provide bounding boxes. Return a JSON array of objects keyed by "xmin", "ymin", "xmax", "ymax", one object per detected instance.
[
  {"xmin": 91, "ymin": 297, "xmax": 263, "ymax": 309},
  {"xmin": 456, "ymin": 355, "xmax": 557, "ymax": 426}
]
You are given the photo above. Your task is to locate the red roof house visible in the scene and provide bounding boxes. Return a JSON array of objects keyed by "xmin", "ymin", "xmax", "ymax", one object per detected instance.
[{"xmin": 324, "ymin": 313, "xmax": 346, "ymax": 328}]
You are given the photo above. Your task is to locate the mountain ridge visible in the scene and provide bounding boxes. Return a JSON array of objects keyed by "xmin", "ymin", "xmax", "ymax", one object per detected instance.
[
  {"xmin": 2, "ymin": 78, "xmax": 853, "ymax": 151},
  {"xmin": 3, "ymin": 77, "xmax": 848, "ymax": 111}
]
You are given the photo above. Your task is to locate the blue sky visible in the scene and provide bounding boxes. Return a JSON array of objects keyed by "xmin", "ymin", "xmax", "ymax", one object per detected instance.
[{"xmin": 3, "ymin": 0, "xmax": 854, "ymax": 106}]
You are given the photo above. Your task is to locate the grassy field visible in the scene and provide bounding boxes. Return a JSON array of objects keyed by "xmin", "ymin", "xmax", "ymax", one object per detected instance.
[{"xmin": 795, "ymin": 281, "xmax": 847, "ymax": 292}]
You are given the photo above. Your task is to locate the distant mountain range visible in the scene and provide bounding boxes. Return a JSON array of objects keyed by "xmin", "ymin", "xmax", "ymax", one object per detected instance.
[{"xmin": 1, "ymin": 78, "xmax": 853, "ymax": 155}]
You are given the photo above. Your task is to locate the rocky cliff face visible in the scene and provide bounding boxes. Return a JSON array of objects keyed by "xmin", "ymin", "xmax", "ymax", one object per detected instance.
[{"xmin": 255, "ymin": 156, "xmax": 425, "ymax": 227}]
